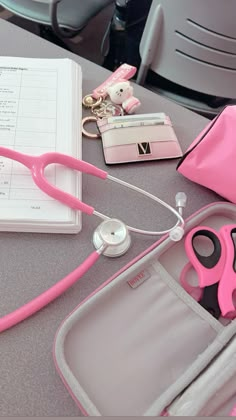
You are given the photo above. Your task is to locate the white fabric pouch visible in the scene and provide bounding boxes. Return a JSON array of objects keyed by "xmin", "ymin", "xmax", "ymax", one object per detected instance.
[{"xmin": 53, "ymin": 202, "xmax": 236, "ymax": 416}]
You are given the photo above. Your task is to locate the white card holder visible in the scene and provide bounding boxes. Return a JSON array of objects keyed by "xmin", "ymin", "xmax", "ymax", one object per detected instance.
[{"xmin": 97, "ymin": 113, "xmax": 183, "ymax": 164}]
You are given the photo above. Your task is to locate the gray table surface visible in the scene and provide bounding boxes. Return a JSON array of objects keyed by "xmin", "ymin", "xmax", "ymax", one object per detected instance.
[{"xmin": 0, "ymin": 18, "xmax": 222, "ymax": 417}]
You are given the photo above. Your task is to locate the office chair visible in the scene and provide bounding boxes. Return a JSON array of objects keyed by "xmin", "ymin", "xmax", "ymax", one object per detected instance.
[
  {"xmin": 0, "ymin": 0, "xmax": 115, "ymax": 48},
  {"xmin": 103, "ymin": 0, "xmax": 152, "ymax": 71},
  {"xmin": 136, "ymin": 0, "xmax": 236, "ymax": 118}
]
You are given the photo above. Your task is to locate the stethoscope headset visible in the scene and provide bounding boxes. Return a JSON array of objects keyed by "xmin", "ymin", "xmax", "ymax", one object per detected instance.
[{"xmin": 0, "ymin": 146, "xmax": 187, "ymax": 333}]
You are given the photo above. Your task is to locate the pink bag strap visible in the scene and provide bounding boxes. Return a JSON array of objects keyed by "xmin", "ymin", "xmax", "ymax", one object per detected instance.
[{"xmin": 92, "ymin": 63, "xmax": 137, "ymax": 99}]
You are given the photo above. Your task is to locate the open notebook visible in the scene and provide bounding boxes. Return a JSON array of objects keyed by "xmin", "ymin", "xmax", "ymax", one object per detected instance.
[{"xmin": 0, "ymin": 56, "xmax": 82, "ymax": 233}]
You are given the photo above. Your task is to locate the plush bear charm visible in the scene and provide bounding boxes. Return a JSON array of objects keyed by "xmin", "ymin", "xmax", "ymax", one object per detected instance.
[{"xmin": 107, "ymin": 80, "xmax": 141, "ymax": 114}]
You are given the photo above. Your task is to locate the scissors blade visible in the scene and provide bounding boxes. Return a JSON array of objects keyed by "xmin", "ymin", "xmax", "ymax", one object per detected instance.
[
  {"xmin": 199, "ymin": 283, "xmax": 221, "ymax": 319},
  {"xmin": 218, "ymin": 224, "xmax": 236, "ymax": 318}
]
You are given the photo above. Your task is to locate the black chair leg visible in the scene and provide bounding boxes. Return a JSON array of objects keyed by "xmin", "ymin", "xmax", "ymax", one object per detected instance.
[{"xmin": 38, "ymin": 24, "xmax": 72, "ymax": 51}]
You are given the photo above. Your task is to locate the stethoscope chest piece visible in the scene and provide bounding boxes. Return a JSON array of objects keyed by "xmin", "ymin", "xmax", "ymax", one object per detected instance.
[{"xmin": 93, "ymin": 218, "xmax": 131, "ymax": 257}]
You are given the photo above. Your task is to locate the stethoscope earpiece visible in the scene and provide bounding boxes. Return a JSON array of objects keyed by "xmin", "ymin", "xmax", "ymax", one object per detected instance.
[{"xmin": 93, "ymin": 218, "xmax": 131, "ymax": 257}]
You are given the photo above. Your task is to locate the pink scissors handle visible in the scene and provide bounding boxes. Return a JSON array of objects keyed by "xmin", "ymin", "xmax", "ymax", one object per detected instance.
[
  {"xmin": 218, "ymin": 224, "xmax": 236, "ymax": 318},
  {"xmin": 184, "ymin": 226, "xmax": 226, "ymax": 288},
  {"xmin": 180, "ymin": 261, "xmax": 203, "ymax": 301},
  {"xmin": 0, "ymin": 146, "xmax": 108, "ymax": 215}
]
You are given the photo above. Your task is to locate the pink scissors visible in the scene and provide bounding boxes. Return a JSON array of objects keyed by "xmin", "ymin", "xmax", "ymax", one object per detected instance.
[{"xmin": 180, "ymin": 225, "xmax": 236, "ymax": 319}]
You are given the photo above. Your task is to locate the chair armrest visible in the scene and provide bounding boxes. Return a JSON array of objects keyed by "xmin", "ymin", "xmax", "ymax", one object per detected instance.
[
  {"xmin": 32, "ymin": 0, "xmax": 60, "ymax": 3},
  {"xmin": 49, "ymin": 0, "xmax": 76, "ymax": 38},
  {"xmin": 32, "ymin": 0, "xmax": 76, "ymax": 38}
]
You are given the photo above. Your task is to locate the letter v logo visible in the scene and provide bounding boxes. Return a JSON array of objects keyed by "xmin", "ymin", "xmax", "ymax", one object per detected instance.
[{"xmin": 137, "ymin": 142, "xmax": 151, "ymax": 155}]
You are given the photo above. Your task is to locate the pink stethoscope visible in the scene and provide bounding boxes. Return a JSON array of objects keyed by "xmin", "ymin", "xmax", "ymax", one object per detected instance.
[{"xmin": 0, "ymin": 146, "xmax": 186, "ymax": 333}]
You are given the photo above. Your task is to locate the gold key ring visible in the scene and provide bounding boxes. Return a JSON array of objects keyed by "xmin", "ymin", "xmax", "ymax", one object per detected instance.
[
  {"xmin": 82, "ymin": 94, "xmax": 102, "ymax": 108},
  {"xmin": 105, "ymin": 103, "xmax": 124, "ymax": 116},
  {"xmin": 82, "ymin": 116, "xmax": 101, "ymax": 139}
]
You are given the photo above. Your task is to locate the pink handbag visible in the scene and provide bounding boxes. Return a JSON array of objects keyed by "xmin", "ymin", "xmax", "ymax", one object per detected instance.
[{"xmin": 177, "ymin": 105, "xmax": 236, "ymax": 203}]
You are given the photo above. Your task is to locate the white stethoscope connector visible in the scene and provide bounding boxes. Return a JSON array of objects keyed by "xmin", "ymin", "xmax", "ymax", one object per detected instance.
[
  {"xmin": 93, "ymin": 191, "xmax": 187, "ymax": 256},
  {"xmin": 93, "ymin": 218, "xmax": 131, "ymax": 257},
  {"xmin": 169, "ymin": 192, "xmax": 187, "ymax": 242}
]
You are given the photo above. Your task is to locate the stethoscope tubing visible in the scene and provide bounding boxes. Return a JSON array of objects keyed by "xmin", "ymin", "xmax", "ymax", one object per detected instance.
[
  {"xmin": 0, "ymin": 146, "xmax": 185, "ymax": 236},
  {"xmin": 0, "ymin": 146, "xmax": 185, "ymax": 332},
  {"xmin": 0, "ymin": 249, "xmax": 103, "ymax": 333},
  {"xmin": 105, "ymin": 174, "xmax": 185, "ymax": 235}
]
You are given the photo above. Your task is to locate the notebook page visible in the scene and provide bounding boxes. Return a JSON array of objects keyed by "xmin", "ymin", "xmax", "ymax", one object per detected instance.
[{"xmin": 0, "ymin": 57, "xmax": 81, "ymax": 228}]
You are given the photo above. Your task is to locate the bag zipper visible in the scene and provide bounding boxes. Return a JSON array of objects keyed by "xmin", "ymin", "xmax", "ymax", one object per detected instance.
[{"xmin": 176, "ymin": 107, "xmax": 226, "ymax": 170}]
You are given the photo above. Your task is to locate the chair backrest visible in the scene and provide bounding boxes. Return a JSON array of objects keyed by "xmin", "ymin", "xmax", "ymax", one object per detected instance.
[
  {"xmin": 138, "ymin": 0, "xmax": 236, "ymax": 98},
  {"xmin": 0, "ymin": 0, "xmax": 114, "ymax": 34}
]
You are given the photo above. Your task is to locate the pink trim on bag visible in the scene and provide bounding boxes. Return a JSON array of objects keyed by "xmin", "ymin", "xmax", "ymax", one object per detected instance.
[
  {"xmin": 230, "ymin": 405, "xmax": 236, "ymax": 416},
  {"xmin": 161, "ymin": 409, "xmax": 169, "ymax": 416},
  {"xmin": 53, "ymin": 201, "xmax": 225, "ymax": 416},
  {"xmin": 177, "ymin": 114, "xmax": 218, "ymax": 160}
]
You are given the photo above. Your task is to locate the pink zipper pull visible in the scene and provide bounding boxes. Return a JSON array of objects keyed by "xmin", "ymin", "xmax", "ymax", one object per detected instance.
[{"xmin": 92, "ymin": 63, "xmax": 137, "ymax": 99}]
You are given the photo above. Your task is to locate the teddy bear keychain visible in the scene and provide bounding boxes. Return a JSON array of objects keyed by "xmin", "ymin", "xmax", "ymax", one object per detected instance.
[
  {"xmin": 82, "ymin": 63, "xmax": 141, "ymax": 138},
  {"xmin": 106, "ymin": 79, "xmax": 141, "ymax": 115}
]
